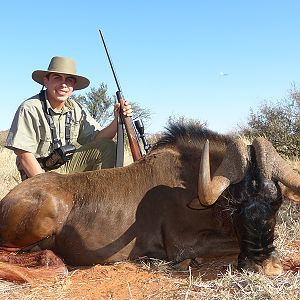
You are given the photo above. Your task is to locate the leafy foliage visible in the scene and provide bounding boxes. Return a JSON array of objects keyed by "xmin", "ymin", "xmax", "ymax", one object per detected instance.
[
  {"xmin": 239, "ymin": 83, "xmax": 300, "ymax": 157},
  {"xmin": 131, "ymin": 102, "xmax": 151, "ymax": 129},
  {"xmin": 167, "ymin": 115, "xmax": 207, "ymax": 129},
  {"xmin": 70, "ymin": 82, "xmax": 151, "ymax": 129},
  {"xmin": 70, "ymin": 83, "xmax": 114, "ymax": 127}
]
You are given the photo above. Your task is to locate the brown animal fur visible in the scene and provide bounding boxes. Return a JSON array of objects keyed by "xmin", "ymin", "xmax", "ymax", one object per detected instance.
[{"xmin": 0, "ymin": 123, "xmax": 299, "ymax": 279}]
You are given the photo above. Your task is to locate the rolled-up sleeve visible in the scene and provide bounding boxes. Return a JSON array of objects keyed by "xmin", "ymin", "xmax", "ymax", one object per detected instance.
[
  {"xmin": 6, "ymin": 105, "xmax": 41, "ymax": 154},
  {"xmin": 77, "ymin": 109, "xmax": 102, "ymax": 145}
]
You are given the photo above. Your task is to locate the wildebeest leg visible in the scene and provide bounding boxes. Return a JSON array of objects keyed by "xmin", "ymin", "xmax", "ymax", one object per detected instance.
[
  {"xmin": 54, "ymin": 222, "xmax": 139, "ymax": 265},
  {"xmin": 164, "ymin": 231, "xmax": 239, "ymax": 270},
  {"xmin": 21, "ymin": 236, "xmax": 56, "ymax": 253}
]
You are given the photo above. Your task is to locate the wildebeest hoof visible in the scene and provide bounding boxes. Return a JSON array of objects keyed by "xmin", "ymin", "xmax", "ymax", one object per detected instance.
[{"xmin": 173, "ymin": 259, "xmax": 192, "ymax": 271}]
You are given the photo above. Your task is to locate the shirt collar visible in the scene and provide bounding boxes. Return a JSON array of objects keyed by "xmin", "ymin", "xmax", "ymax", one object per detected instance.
[{"xmin": 44, "ymin": 91, "xmax": 73, "ymax": 114}]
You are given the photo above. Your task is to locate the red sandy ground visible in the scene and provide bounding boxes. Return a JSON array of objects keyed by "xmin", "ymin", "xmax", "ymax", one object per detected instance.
[{"xmin": 0, "ymin": 242, "xmax": 299, "ymax": 300}]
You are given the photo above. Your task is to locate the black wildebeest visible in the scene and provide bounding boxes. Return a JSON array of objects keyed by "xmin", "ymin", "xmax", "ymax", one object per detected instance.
[{"xmin": 0, "ymin": 123, "xmax": 299, "ymax": 276}]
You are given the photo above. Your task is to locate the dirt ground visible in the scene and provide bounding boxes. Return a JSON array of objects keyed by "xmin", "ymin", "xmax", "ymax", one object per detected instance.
[
  {"xmin": 0, "ymin": 249, "xmax": 236, "ymax": 299},
  {"xmin": 0, "ymin": 243, "xmax": 299, "ymax": 300}
]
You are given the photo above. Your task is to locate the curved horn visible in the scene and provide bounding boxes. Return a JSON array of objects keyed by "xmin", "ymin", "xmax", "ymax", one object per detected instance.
[
  {"xmin": 252, "ymin": 137, "xmax": 300, "ymax": 194},
  {"xmin": 198, "ymin": 138, "xmax": 250, "ymax": 206}
]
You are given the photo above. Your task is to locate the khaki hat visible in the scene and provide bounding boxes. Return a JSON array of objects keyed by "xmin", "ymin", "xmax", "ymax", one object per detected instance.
[{"xmin": 32, "ymin": 56, "xmax": 90, "ymax": 90}]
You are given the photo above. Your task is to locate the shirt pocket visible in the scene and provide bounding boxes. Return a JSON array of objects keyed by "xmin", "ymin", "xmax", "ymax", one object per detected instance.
[
  {"xmin": 70, "ymin": 121, "xmax": 81, "ymax": 145},
  {"xmin": 36, "ymin": 125, "xmax": 52, "ymax": 157}
]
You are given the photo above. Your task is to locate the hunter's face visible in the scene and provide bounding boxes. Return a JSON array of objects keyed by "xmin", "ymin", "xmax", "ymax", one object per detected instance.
[{"xmin": 43, "ymin": 73, "xmax": 76, "ymax": 107}]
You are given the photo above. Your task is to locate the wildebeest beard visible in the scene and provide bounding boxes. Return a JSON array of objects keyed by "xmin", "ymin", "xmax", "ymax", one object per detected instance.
[{"xmin": 229, "ymin": 145, "xmax": 283, "ymax": 269}]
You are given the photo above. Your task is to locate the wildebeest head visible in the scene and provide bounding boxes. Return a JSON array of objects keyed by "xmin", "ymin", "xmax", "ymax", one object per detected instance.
[
  {"xmin": 190, "ymin": 136, "xmax": 300, "ymax": 275},
  {"xmin": 229, "ymin": 143, "xmax": 283, "ymax": 275}
]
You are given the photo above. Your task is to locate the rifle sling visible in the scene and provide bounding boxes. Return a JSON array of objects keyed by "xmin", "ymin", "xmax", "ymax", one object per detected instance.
[{"xmin": 115, "ymin": 113, "xmax": 124, "ymax": 167}]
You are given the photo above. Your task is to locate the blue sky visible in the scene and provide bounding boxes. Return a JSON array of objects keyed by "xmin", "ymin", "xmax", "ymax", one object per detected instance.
[{"xmin": 1, "ymin": 1, "xmax": 299, "ymax": 134}]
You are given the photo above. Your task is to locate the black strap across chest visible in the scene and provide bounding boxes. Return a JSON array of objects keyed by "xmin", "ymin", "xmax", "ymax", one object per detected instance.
[{"xmin": 39, "ymin": 90, "xmax": 72, "ymax": 149}]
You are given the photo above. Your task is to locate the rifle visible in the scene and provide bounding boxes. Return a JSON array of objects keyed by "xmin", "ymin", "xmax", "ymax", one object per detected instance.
[{"xmin": 99, "ymin": 30, "xmax": 144, "ymax": 164}]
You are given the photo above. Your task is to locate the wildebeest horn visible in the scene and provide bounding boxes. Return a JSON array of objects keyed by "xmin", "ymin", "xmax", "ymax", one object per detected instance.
[
  {"xmin": 252, "ymin": 137, "xmax": 300, "ymax": 194},
  {"xmin": 197, "ymin": 138, "xmax": 250, "ymax": 206}
]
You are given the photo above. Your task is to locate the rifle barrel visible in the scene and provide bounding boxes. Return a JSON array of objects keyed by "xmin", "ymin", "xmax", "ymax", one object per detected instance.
[{"xmin": 99, "ymin": 30, "xmax": 123, "ymax": 94}]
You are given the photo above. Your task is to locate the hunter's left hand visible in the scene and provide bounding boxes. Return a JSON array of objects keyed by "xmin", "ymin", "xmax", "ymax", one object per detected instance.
[{"xmin": 114, "ymin": 101, "xmax": 133, "ymax": 119}]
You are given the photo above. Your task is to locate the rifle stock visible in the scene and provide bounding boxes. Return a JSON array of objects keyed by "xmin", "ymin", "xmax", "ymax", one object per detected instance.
[{"xmin": 116, "ymin": 91, "xmax": 142, "ymax": 161}]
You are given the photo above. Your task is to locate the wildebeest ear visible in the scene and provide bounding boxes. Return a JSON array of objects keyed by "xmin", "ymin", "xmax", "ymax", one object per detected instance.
[
  {"xmin": 187, "ymin": 198, "xmax": 211, "ymax": 210},
  {"xmin": 279, "ymin": 182, "xmax": 300, "ymax": 202}
]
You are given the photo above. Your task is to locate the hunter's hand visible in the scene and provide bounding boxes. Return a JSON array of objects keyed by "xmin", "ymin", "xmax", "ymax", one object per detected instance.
[{"xmin": 114, "ymin": 101, "xmax": 133, "ymax": 119}]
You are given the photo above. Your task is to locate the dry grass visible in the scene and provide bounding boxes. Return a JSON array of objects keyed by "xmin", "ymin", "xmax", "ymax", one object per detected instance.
[
  {"xmin": 139, "ymin": 252, "xmax": 300, "ymax": 299},
  {"xmin": 0, "ymin": 147, "xmax": 20, "ymax": 199},
  {"xmin": 189, "ymin": 270, "xmax": 300, "ymax": 300},
  {"xmin": 0, "ymin": 144, "xmax": 300, "ymax": 299},
  {"xmin": 0, "ymin": 131, "xmax": 8, "ymax": 148}
]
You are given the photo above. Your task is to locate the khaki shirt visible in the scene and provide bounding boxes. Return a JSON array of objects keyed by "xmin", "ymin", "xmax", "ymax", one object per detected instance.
[{"xmin": 6, "ymin": 93, "xmax": 102, "ymax": 158}]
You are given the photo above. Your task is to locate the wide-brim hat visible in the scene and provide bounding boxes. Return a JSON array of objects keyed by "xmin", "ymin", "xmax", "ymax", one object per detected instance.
[{"xmin": 32, "ymin": 56, "xmax": 90, "ymax": 90}]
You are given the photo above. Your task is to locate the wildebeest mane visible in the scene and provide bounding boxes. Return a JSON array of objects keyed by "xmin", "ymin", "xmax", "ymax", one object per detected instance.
[{"xmin": 152, "ymin": 122, "xmax": 232, "ymax": 153}]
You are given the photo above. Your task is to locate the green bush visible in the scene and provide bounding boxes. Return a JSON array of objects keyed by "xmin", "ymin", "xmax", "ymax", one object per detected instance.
[{"xmin": 239, "ymin": 84, "xmax": 300, "ymax": 158}]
